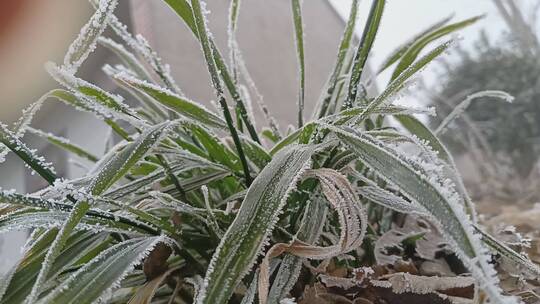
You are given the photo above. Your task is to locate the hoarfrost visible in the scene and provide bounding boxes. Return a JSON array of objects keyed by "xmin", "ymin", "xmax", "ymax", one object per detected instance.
[
  {"xmin": 64, "ymin": 0, "xmax": 118, "ymax": 73},
  {"xmin": 436, "ymin": 90, "xmax": 514, "ymax": 135}
]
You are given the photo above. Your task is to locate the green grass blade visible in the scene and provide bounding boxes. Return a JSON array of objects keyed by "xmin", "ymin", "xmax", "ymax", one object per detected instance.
[
  {"xmin": 26, "ymin": 127, "xmax": 99, "ymax": 163},
  {"xmin": 376, "ymin": 14, "xmax": 453, "ymax": 74},
  {"xmin": 197, "ymin": 144, "xmax": 318, "ymax": 304},
  {"xmin": 239, "ymin": 136, "xmax": 272, "ymax": 170},
  {"xmin": 191, "ymin": 126, "xmax": 242, "ymax": 173},
  {"xmin": 24, "ymin": 122, "xmax": 170, "ymax": 303},
  {"xmin": 1, "ymin": 231, "xmax": 110, "ymax": 304},
  {"xmin": 227, "ymin": 0, "xmax": 241, "ymax": 82},
  {"xmin": 0, "ymin": 94, "xmax": 47, "ymax": 163},
  {"xmin": 103, "ymin": 64, "xmax": 169, "ymax": 121},
  {"xmin": 98, "ymin": 37, "xmax": 153, "ymax": 81},
  {"xmin": 390, "ymin": 15, "xmax": 482, "ymax": 81},
  {"xmin": 395, "ymin": 114, "xmax": 477, "ymax": 221},
  {"xmin": 343, "ymin": 0, "xmax": 385, "ymax": 110},
  {"xmin": 88, "ymin": 121, "xmax": 171, "ymax": 194},
  {"xmin": 354, "ymin": 40, "xmax": 452, "ymax": 123},
  {"xmin": 0, "ymin": 210, "xmax": 150, "ymax": 236},
  {"xmin": 190, "ymin": 0, "xmax": 252, "ymax": 185},
  {"xmin": 37, "ymin": 237, "xmax": 168, "ymax": 304},
  {"xmin": 0, "ymin": 265, "xmax": 16, "ymax": 302},
  {"xmin": 0, "ymin": 190, "xmax": 159, "ymax": 235},
  {"xmin": 291, "ymin": 0, "xmax": 305, "ymax": 127},
  {"xmin": 330, "ymin": 125, "xmax": 513, "ymax": 304},
  {"xmin": 64, "ymin": 0, "xmax": 118, "ymax": 73},
  {"xmin": 46, "ymin": 62, "xmax": 139, "ymax": 123},
  {"xmin": 0, "ymin": 124, "xmax": 57, "ymax": 184},
  {"xmin": 162, "ymin": 0, "xmax": 261, "ymax": 144},
  {"xmin": 476, "ymin": 225, "xmax": 540, "ymax": 279},
  {"xmin": 162, "ymin": 0, "xmax": 197, "ymax": 33},
  {"xmin": 315, "ymin": 0, "xmax": 359, "ymax": 119},
  {"xmin": 114, "ymin": 73, "xmax": 227, "ymax": 130}
]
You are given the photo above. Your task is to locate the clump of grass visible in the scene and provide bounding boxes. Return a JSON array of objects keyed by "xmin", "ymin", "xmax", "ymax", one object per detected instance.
[{"xmin": 0, "ymin": 1, "xmax": 537, "ymax": 303}]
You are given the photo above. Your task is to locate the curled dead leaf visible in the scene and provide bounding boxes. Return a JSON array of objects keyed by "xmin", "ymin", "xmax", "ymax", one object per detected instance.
[{"xmin": 258, "ymin": 168, "xmax": 368, "ymax": 304}]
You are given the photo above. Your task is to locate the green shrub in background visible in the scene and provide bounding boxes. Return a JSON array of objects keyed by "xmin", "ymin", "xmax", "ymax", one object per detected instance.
[
  {"xmin": 432, "ymin": 33, "xmax": 540, "ymax": 176},
  {"xmin": 0, "ymin": 1, "xmax": 537, "ymax": 303}
]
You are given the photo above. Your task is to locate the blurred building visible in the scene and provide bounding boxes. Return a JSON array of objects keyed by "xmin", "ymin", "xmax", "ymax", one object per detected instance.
[{"xmin": 0, "ymin": 0, "xmax": 352, "ymax": 273}]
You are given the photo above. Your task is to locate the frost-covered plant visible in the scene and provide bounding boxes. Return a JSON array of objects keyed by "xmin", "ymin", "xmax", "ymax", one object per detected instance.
[{"xmin": 0, "ymin": 1, "xmax": 538, "ymax": 304}]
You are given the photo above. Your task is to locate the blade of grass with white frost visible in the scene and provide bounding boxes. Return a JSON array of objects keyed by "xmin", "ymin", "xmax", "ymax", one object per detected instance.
[
  {"xmin": 350, "ymin": 40, "xmax": 452, "ymax": 124},
  {"xmin": 330, "ymin": 125, "xmax": 516, "ymax": 304},
  {"xmin": 0, "ymin": 95, "xmax": 46, "ymax": 164},
  {"xmin": 64, "ymin": 0, "xmax": 118, "ymax": 73},
  {"xmin": 1, "ymin": 231, "xmax": 111, "ymax": 304},
  {"xmin": 196, "ymin": 144, "xmax": 320, "ymax": 304},
  {"xmin": 37, "ymin": 237, "xmax": 169, "ymax": 304},
  {"xmin": 270, "ymin": 104, "xmax": 432, "ymax": 156},
  {"xmin": 376, "ymin": 14, "xmax": 453, "ymax": 74},
  {"xmin": 239, "ymin": 136, "xmax": 271, "ymax": 170},
  {"xmin": 112, "ymin": 170, "xmax": 230, "ymax": 202},
  {"xmin": 227, "ymin": 0, "xmax": 241, "ymax": 82},
  {"xmin": 103, "ymin": 64, "xmax": 169, "ymax": 121},
  {"xmin": 0, "ymin": 190, "xmax": 159, "ymax": 235},
  {"xmin": 0, "ymin": 124, "xmax": 57, "ymax": 184},
  {"xmin": 190, "ymin": 0, "xmax": 252, "ymax": 185},
  {"xmin": 40, "ymin": 89, "xmax": 132, "ymax": 140},
  {"xmin": 127, "ymin": 267, "xmax": 178, "ymax": 304},
  {"xmin": 315, "ymin": 0, "xmax": 359, "ymax": 119},
  {"xmin": 351, "ymin": 172, "xmax": 540, "ymax": 282},
  {"xmin": 114, "ymin": 73, "xmax": 227, "ymax": 130},
  {"xmin": 259, "ymin": 168, "xmax": 367, "ymax": 304},
  {"xmin": 395, "ymin": 114, "xmax": 477, "ymax": 220},
  {"xmin": 343, "ymin": 0, "xmax": 385, "ymax": 110},
  {"xmin": 291, "ymin": 0, "xmax": 305, "ymax": 127},
  {"xmin": 47, "ymin": 62, "xmax": 139, "ymax": 122},
  {"xmin": 435, "ymin": 90, "xmax": 514, "ymax": 135},
  {"xmin": 389, "ymin": 15, "xmax": 482, "ymax": 81},
  {"xmin": 88, "ymin": 0, "xmax": 184, "ymax": 94},
  {"xmin": 331, "ymin": 104, "xmax": 435, "ymax": 124},
  {"xmin": 0, "ymin": 210, "xmax": 150, "ymax": 236},
  {"xmin": 353, "ymin": 174, "xmax": 428, "ymax": 216},
  {"xmin": 0, "ymin": 265, "xmax": 16, "ymax": 302},
  {"xmin": 103, "ymin": 163, "xmax": 227, "ymax": 200},
  {"xmin": 162, "ymin": 0, "xmax": 261, "ymax": 143},
  {"xmin": 98, "ymin": 37, "xmax": 153, "ymax": 81},
  {"xmin": 475, "ymin": 225, "xmax": 540, "ymax": 279},
  {"xmin": 26, "ymin": 127, "xmax": 99, "ymax": 163},
  {"xmin": 267, "ymin": 195, "xmax": 327, "ymax": 304},
  {"xmin": 24, "ymin": 122, "xmax": 171, "ymax": 303}
]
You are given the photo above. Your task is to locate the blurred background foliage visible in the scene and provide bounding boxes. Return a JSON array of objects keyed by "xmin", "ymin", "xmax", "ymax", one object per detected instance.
[{"xmin": 425, "ymin": 0, "xmax": 540, "ymax": 203}]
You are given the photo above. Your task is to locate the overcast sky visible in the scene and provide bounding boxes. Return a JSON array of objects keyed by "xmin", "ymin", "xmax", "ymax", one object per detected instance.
[
  {"xmin": 328, "ymin": 0, "xmax": 506, "ymax": 67},
  {"xmin": 327, "ymin": 0, "xmax": 512, "ymax": 91}
]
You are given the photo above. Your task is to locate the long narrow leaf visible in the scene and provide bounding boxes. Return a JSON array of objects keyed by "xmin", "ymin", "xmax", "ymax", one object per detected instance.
[
  {"xmin": 390, "ymin": 15, "xmax": 482, "ymax": 80},
  {"xmin": 0, "ymin": 124, "xmax": 57, "ymax": 184},
  {"xmin": 291, "ymin": 0, "xmax": 305, "ymax": 127},
  {"xmin": 190, "ymin": 0, "xmax": 252, "ymax": 185},
  {"xmin": 64, "ymin": 0, "xmax": 118, "ymax": 73},
  {"xmin": 343, "ymin": 0, "xmax": 385, "ymax": 109},
  {"xmin": 26, "ymin": 127, "xmax": 99, "ymax": 163},
  {"xmin": 315, "ymin": 0, "xmax": 359, "ymax": 119},
  {"xmin": 37, "ymin": 237, "xmax": 169, "ymax": 304},
  {"xmin": 330, "ymin": 125, "xmax": 514, "ymax": 304},
  {"xmin": 25, "ymin": 122, "xmax": 171, "ymax": 303},
  {"xmin": 196, "ymin": 144, "xmax": 320, "ymax": 304},
  {"xmin": 114, "ymin": 73, "xmax": 227, "ymax": 130}
]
